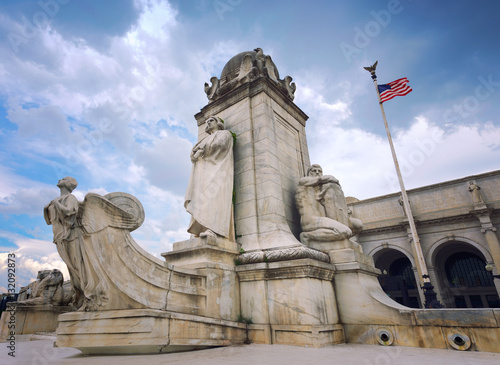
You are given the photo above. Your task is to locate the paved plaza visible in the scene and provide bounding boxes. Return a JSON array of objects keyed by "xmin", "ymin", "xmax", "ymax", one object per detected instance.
[{"xmin": 4, "ymin": 334, "xmax": 500, "ymax": 365}]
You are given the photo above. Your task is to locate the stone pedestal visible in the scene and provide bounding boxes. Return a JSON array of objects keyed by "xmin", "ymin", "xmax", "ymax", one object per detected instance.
[
  {"xmin": 0, "ymin": 304, "xmax": 71, "ymax": 340},
  {"xmin": 162, "ymin": 236, "xmax": 239, "ymax": 270},
  {"xmin": 307, "ymin": 238, "xmax": 408, "ymax": 325},
  {"xmin": 236, "ymin": 258, "xmax": 344, "ymax": 347},
  {"xmin": 55, "ymin": 309, "xmax": 247, "ymax": 355},
  {"xmin": 162, "ymin": 236, "xmax": 241, "ymax": 322}
]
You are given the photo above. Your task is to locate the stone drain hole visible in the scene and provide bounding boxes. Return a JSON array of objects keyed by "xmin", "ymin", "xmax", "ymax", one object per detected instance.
[
  {"xmin": 453, "ymin": 335, "xmax": 466, "ymax": 347},
  {"xmin": 447, "ymin": 332, "xmax": 472, "ymax": 351},
  {"xmin": 375, "ymin": 329, "xmax": 394, "ymax": 346}
]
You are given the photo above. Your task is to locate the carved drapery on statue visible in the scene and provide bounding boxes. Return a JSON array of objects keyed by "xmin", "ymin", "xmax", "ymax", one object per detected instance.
[
  {"xmin": 45, "ymin": 177, "xmax": 145, "ymax": 311},
  {"xmin": 295, "ymin": 164, "xmax": 363, "ymax": 245},
  {"xmin": 185, "ymin": 116, "xmax": 234, "ymax": 239}
]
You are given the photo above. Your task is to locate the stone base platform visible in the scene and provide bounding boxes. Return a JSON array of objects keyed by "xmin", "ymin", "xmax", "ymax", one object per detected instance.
[
  {"xmin": 55, "ymin": 309, "xmax": 247, "ymax": 355},
  {"xmin": 0, "ymin": 304, "xmax": 71, "ymax": 341},
  {"xmin": 236, "ymin": 258, "xmax": 344, "ymax": 347}
]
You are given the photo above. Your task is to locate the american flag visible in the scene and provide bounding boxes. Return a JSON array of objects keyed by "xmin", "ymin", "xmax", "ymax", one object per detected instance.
[{"xmin": 378, "ymin": 77, "xmax": 412, "ymax": 103}]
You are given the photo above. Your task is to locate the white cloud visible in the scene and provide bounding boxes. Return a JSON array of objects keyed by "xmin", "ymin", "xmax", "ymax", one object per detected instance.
[
  {"xmin": 134, "ymin": 134, "xmax": 192, "ymax": 194},
  {"xmin": 0, "ymin": 187, "xmax": 57, "ymax": 215},
  {"xmin": 0, "ymin": 167, "xmax": 58, "ymax": 215},
  {"xmin": 308, "ymin": 115, "xmax": 500, "ymax": 200},
  {"xmin": 131, "ymin": 184, "xmax": 191, "ymax": 253},
  {"xmin": 0, "ymin": 166, "xmax": 49, "ymax": 199},
  {"xmin": 0, "ymin": 0, "xmax": 246, "ymax": 203},
  {"xmin": 0, "ymin": 232, "xmax": 69, "ymax": 290}
]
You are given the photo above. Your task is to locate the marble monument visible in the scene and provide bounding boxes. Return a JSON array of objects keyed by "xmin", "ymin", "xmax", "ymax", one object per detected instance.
[{"xmin": 44, "ymin": 48, "xmax": 500, "ymax": 355}]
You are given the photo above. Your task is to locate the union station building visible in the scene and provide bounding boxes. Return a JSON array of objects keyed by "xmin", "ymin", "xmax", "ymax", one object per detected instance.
[{"xmin": 348, "ymin": 169, "xmax": 500, "ymax": 309}]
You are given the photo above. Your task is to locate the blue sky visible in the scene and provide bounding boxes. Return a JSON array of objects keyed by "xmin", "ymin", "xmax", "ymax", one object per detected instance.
[{"xmin": 1, "ymin": 0, "xmax": 500, "ymax": 292}]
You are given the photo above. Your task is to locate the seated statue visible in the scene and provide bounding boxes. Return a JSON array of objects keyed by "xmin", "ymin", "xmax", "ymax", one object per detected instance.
[
  {"xmin": 16, "ymin": 269, "xmax": 66, "ymax": 306},
  {"xmin": 295, "ymin": 164, "xmax": 363, "ymax": 245},
  {"xmin": 184, "ymin": 116, "xmax": 234, "ymax": 239}
]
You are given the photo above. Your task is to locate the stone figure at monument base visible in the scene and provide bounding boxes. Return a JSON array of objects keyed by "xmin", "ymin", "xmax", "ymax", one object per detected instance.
[
  {"xmin": 44, "ymin": 177, "xmax": 148, "ymax": 311},
  {"xmin": 16, "ymin": 269, "xmax": 68, "ymax": 307},
  {"xmin": 295, "ymin": 164, "xmax": 363, "ymax": 246},
  {"xmin": 44, "ymin": 177, "xmax": 107, "ymax": 311},
  {"xmin": 185, "ymin": 116, "xmax": 234, "ymax": 239},
  {"xmin": 44, "ymin": 177, "xmax": 243, "ymax": 354},
  {"xmin": 0, "ymin": 269, "xmax": 73, "ymax": 339}
]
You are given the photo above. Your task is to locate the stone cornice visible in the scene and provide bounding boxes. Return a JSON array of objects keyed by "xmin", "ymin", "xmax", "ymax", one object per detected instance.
[
  {"xmin": 236, "ymin": 260, "xmax": 335, "ymax": 282},
  {"xmin": 349, "ymin": 170, "xmax": 500, "ymax": 206},
  {"xmin": 195, "ymin": 77, "xmax": 309, "ymax": 127},
  {"xmin": 360, "ymin": 213, "xmax": 479, "ymax": 235},
  {"xmin": 236, "ymin": 245, "xmax": 330, "ymax": 265}
]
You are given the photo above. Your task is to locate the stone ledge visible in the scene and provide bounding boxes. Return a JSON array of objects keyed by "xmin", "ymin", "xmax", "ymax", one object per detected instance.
[
  {"xmin": 237, "ymin": 245, "xmax": 330, "ymax": 265},
  {"xmin": 196, "ymin": 77, "xmax": 308, "ymax": 128},
  {"xmin": 170, "ymin": 236, "xmax": 239, "ymax": 252},
  {"xmin": 162, "ymin": 237, "xmax": 239, "ymax": 269},
  {"xmin": 410, "ymin": 308, "xmax": 500, "ymax": 327},
  {"xmin": 8, "ymin": 304, "xmax": 71, "ymax": 312},
  {"xmin": 236, "ymin": 258, "xmax": 335, "ymax": 281},
  {"xmin": 334, "ymin": 262, "xmax": 381, "ymax": 276},
  {"xmin": 270, "ymin": 323, "xmax": 345, "ymax": 348}
]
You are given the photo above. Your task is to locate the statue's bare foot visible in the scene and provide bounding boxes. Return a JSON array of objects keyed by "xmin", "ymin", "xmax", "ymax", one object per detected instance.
[{"xmin": 200, "ymin": 229, "xmax": 216, "ymax": 238}]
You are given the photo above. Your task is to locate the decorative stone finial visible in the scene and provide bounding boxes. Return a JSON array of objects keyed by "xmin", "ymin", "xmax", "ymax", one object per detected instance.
[{"xmin": 204, "ymin": 48, "xmax": 296, "ymax": 103}]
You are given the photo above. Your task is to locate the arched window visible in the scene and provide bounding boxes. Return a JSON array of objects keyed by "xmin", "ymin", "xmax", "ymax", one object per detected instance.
[
  {"xmin": 442, "ymin": 251, "xmax": 499, "ymax": 308},
  {"xmin": 445, "ymin": 252, "xmax": 494, "ymax": 288},
  {"xmin": 375, "ymin": 251, "xmax": 421, "ymax": 308},
  {"xmin": 389, "ymin": 258, "xmax": 417, "ymax": 289}
]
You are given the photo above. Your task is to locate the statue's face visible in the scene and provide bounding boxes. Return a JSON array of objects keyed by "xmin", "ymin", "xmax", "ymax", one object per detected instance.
[
  {"xmin": 309, "ymin": 166, "xmax": 323, "ymax": 177},
  {"xmin": 56, "ymin": 177, "xmax": 76, "ymax": 191},
  {"xmin": 57, "ymin": 177, "xmax": 73, "ymax": 189},
  {"xmin": 57, "ymin": 177, "xmax": 67, "ymax": 188},
  {"xmin": 37, "ymin": 270, "xmax": 50, "ymax": 280},
  {"xmin": 206, "ymin": 118, "xmax": 218, "ymax": 133}
]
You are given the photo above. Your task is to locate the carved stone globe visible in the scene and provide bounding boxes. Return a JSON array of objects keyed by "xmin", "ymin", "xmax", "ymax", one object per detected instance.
[{"xmin": 219, "ymin": 48, "xmax": 280, "ymax": 85}]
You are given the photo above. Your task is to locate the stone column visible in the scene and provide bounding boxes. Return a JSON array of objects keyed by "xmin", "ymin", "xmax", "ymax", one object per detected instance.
[
  {"xmin": 195, "ymin": 77, "xmax": 310, "ymax": 253},
  {"xmin": 472, "ymin": 209, "xmax": 500, "ymax": 271},
  {"xmin": 467, "ymin": 181, "xmax": 500, "ymax": 296},
  {"xmin": 472, "ymin": 208, "xmax": 500, "ymax": 299}
]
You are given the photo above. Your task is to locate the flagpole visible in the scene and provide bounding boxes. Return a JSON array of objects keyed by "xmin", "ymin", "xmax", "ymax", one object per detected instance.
[{"xmin": 364, "ymin": 61, "xmax": 442, "ymax": 308}]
